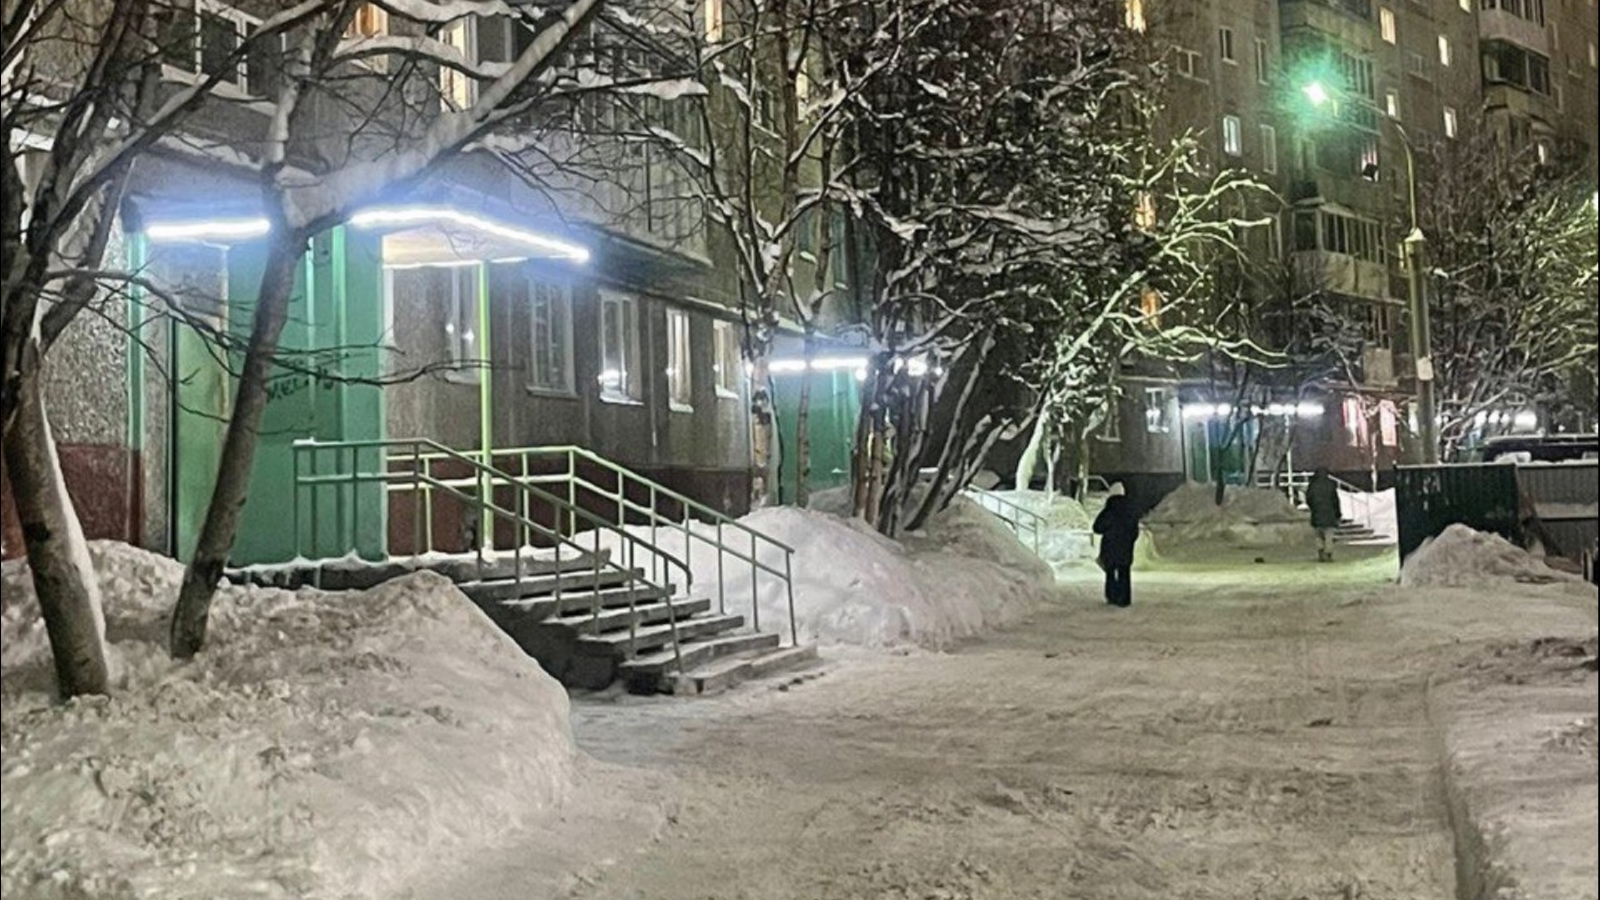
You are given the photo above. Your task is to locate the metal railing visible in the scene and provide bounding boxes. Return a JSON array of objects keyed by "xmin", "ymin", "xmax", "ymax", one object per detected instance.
[
  {"xmin": 291, "ymin": 438, "xmax": 695, "ymax": 674},
  {"xmin": 1256, "ymin": 470, "xmax": 1374, "ymax": 531},
  {"xmin": 963, "ymin": 487, "xmax": 1045, "ymax": 555},
  {"xmin": 484, "ymin": 445, "xmax": 798, "ymax": 649}
]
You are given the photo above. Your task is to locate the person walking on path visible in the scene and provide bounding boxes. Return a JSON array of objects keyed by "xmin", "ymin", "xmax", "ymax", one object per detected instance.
[
  {"xmin": 1093, "ymin": 482, "xmax": 1141, "ymax": 607},
  {"xmin": 1305, "ymin": 468, "xmax": 1341, "ymax": 562}
]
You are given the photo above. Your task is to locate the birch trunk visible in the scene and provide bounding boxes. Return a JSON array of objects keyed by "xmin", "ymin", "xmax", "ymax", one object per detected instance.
[
  {"xmin": 4, "ymin": 365, "xmax": 109, "ymax": 696},
  {"xmin": 748, "ymin": 352, "xmax": 774, "ymax": 509},
  {"xmin": 794, "ymin": 331, "xmax": 816, "ymax": 507},
  {"xmin": 170, "ymin": 239, "xmax": 303, "ymax": 659}
]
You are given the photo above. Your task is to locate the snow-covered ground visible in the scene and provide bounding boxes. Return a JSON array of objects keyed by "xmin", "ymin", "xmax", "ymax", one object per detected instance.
[
  {"xmin": 595, "ymin": 494, "xmax": 1058, "ymax": 649},
  {"xmin": 1143, "ymin": 482, "xmax": 1315, "ymax": 551},
  {"xmin": 2, "ymin": 543, "xmax": 580, "ymax": 900}
]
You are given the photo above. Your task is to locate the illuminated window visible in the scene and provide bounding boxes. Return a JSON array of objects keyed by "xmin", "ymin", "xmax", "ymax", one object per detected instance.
[
  {"xmin": 439, "ymin": 19, "xmax": 476, "ymax": 109},
  {"xmin": 1134, "ymin": 191, "xmax": 1158, "ymax": 230},
  {"xmin": 1385, "ymin": 89, "xmax": 1400, "ymax": 119},
  {"xmin": 1379, "ymin": 401, "xmax": 1399, "ymax": 447},
  {"xmin": 1222, "ymin": 114, "xmax": 1243, "ymax": 156},
  {"xmin": 704, "ymin": 0, "xmax": 724, "ymax": 42},
  {"xmin": 1139, "ymin": 286, "xmax": 1163, "ymax": 327},
  {"xmin": 712, "ymin": 321, "xmax": 741, "ymax": 397},
  {"xmin": 1380, "ymin": 8, "xmax": 1396, "ymax": 43},
  {"xmin": 1124, "ymin": 0, "xmax": 1146, "ymax": 33},
  {"xmin": 667, "ymin": 309, "xmax": 693, "ymax": 410},
  {"xmin": 1438, "ymin": 35, "xmax": 1452, "ymax": 67},
  {"xmin": 1443, "ymin": 105, "xmax": 1457, "ymax": 138},
  {"xmin": 599, "ymin": 292, "xmax": 642, "ymax": 401},
  {"xmin": 346, "ymin": 3, "xmax": 388, "ymax": 37},
  {"xmin": 1343, "ymin": 396, "xmax": 1367, "ymax": 446},
  {"xmin": 1144, "ymin": 387, "xmax": 1172, "ymax": 433}
]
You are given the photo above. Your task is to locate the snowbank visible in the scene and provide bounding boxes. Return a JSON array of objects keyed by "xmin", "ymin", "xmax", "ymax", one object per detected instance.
[
  {"xmin": 1399, "ymin": 523, "xmax": 1589, "ymax": 590},
  {"xmin": 1144, "ymin": 483, "xmax": 1314, "ymax": 549},
  {"xmin": 2, "ymin": 542, "xmax": 575, "ymax": 900},
  {"xmin": 600, "ymin": 496, "xmax": 1056, "ymax": 650},
  {"xmin": 984, "ymin": 489, "xmax": 1096, "ymax": 571}
]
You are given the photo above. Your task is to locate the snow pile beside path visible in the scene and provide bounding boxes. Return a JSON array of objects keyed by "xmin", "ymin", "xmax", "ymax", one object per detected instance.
[
  {"xmin": 2, "ymin": 542, "xmax": 575, "ymax": 900},
  {"xmin": 605, "ymin": 496, "xmax": 1055, "ymax": 649},
  {"xmin": 1144, "ymin": 483, "xmax": 1313, "ymax": 549},
  {"xmin": 1400, "ymin": 524, "xmax": 1588, "ymax": 590}
]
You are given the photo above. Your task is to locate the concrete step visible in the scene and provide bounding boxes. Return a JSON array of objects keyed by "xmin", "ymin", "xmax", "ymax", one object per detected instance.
[
  {"xmin": 663, "ymin": 644, "xmax": 819, "ymax": 696},
  {"xmin": 619, "ymin": 631, "xmax": 783, "ymax": 691},
  {"xmin": 576, "ymin": 613, "xmax": 746, "ymax": 659},
  {"xmin": 549, "ymin": 597, "xmax": 713, "ymax": 635},
  {"xmin": 499, "ymin": 582, "xmax": 677, "ymax": 621},
  {"xmin": 456, "ymin": 568, "xmax": 639, "ymax": 605}
]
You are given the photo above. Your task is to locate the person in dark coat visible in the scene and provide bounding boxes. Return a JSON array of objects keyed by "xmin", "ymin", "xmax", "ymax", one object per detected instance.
[
  {"xmin": 1092, "ymin": 482, "xmax": 1141, "ymax": 607},
  {"xmin": 1305, "ymin": 467, "xmax": 1341, "ymax": 562}
]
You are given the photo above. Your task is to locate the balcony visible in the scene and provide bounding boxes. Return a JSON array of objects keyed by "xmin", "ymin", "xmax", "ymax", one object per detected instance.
[
  {"xmin": 1291, "ymin": 250, "xmax": 1390, "ymax": 300},
  {"xmin": 1479, "ymin": 9, "xmax": 1548, "ymax": 55}
]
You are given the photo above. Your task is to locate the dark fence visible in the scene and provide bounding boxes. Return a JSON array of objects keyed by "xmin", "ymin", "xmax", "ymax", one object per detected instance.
[{"xmin": 1396, "ymin": 461, "xmax": 1599, "ymax": 566}]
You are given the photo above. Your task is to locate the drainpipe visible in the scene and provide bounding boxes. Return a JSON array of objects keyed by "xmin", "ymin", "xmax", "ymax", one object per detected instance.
[{"xmin": 127, "ymin": 233, "xmax": 146, "ymax": 549}]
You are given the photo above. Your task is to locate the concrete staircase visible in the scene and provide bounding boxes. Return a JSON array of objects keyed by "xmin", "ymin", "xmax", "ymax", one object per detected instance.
[
  {"xmin": 228, "ymin": 551, "xmax": 815, "ymax": 695},
  {"xmin": 1332, "ymin": 517, "xmax": 1390, "ymax": 544}
]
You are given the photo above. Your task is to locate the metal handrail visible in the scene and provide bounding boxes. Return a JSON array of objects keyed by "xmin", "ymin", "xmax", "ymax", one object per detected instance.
[
  {"xmin": 473, "ymin": 444, "xmax": 799, "ymax": 650},
  {"xmin": 291, "ymin": 438, "xmax": 692, "ymax": 676},
  {"xmin": 963, "ymin": 487, "xmax": 1045, "ymax": 555},
  {"xmin": 1257, "ymin": 470, "xmax": 1375, "ymax": 531}
]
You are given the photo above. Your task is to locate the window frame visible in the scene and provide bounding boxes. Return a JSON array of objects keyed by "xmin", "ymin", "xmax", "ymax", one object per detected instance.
[
  {"xmin": 1097, "ymin": 395, "xmax": 1122, "ymax": 443},
  {"xmin": 712, "ymin": 320, "xmax": 742, "ymax": 399},
  {"xmin": 526, "ymin": 277, "xmax": 574, "ymax": 396},
  {"xmin": 1144, "ymin": 387, "xmax": 1172, "ymax": 434},
  {"xmin": 1218, "ymin": 26, "xmax": 1236, "ymax": 64},
  {"xmin": 1380, "ymin": 7, "xmax": 1396, "ymax": 43},
  {"xmin": 598, "ymin": 292, "xmax": 643, "ymax": 403},
  {"xmin": 1254, "ymin": 38, "xmax": 1270, "ymax": 83},
  {"xmin": 1260, "ymin": 123, "xmax": 1278, "ymax": 174},
  {"xmin": 1222, "ymin": 114, "xmax": 1243, "ymax": 156},
  {"xmin": 666, "ymin": 308, "xmax": 694, "ymax": 412},
  {"xmin": 445, "ymin": 266, "xmax": 481, "ymax": 384},
  {"xmin": 438, "ymin": 18, "xmax": 478, "ymax": 110},
  {"xmin": 157, "ymin": 0, "xmax": 282, "ymax": 101}
]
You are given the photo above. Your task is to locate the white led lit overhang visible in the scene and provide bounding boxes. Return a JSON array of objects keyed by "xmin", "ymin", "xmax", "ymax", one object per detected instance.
[
  {"xmin": 143, "ymin": 206, "xmax": 590, "ymax": 264},
  {"xmin": 348, "ymin": 206, "xmax": 591, "ymax": 264},
  {"xmin": 145, "ymin": 217, "xmax": 271, "ymax": 242}
]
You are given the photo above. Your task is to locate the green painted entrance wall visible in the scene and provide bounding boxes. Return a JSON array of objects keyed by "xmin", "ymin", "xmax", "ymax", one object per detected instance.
[
  {"xmin": 774, "ymin": 370, "xmax": 861, "ymax": 503},
  {"xmin": 169, "ymin": 228, "xmax": 387, "ymax": 566}
]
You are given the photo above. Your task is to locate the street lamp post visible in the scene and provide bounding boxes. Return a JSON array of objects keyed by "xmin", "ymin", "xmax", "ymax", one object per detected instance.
[{"xmin": 1301, "ymin": 82, "xmax": 1440, "ymax": 462}]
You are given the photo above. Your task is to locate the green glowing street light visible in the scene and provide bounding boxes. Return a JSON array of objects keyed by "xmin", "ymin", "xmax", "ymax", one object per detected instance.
[
  {"xmin": 1301, "ymin": 81, "xmax": 1332, "ymax": 108},
  {"xmin": 1294, "ymin": 76, "xmax": 1440, "ymax": 463}
]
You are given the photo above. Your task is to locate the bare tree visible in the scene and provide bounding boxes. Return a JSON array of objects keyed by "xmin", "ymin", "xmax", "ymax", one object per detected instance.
[
  {"xmin": 3, "ymin": 0, "xmax": 335, "ymax": 694},
  {"xmin": 1421, "ymin": 131, "xmax": 1598, "ymax": 455}
]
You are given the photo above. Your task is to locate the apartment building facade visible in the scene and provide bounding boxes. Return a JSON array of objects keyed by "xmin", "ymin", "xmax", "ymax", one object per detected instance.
[
  {"xmin": 1086, "ymin": 0, "xmax": 1598, "ymax": 498},
  {"xmin": 3, "ymin": 0, "xmax": 773, "ymax": 564}
]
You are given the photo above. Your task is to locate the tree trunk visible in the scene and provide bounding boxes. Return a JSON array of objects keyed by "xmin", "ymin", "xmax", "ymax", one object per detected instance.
[
  {"xmin": 1014, "ymin": 407, "xmax": 1048, "ymax": 492},
  {"xmin": 170, "ymin": 239, "xmax": 303, "ymax": 659},
  {"xmin": 794, "ymin": 331, "xmax": 816, "ymax": 508},
  {"xmin": 3, "ymin": 365, "xmax": 109, "ymax": 697},
  {"xmin": 748, "ymin": 352, "xmax": 774, "ymax": 509}
]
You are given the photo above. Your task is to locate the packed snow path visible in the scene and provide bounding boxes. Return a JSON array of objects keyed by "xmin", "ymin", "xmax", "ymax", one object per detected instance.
[{"xmin": 419, "ymin": 558, "xmax": 1596, "ymax": 900}]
